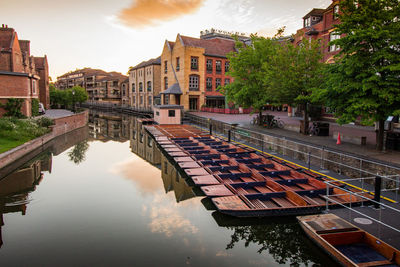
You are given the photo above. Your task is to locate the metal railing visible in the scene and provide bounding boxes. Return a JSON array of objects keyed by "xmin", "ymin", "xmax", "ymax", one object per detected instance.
[
  {"xmin": 184, "ymin": 113, "xmax": 400, "ymax": 185},
  {"xmin": 324, "ymin": 176, "xmax": 400, "ymax": 236}
]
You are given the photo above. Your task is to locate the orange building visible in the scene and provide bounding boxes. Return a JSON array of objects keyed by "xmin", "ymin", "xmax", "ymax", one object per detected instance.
[
  {"xmin": 293, "ymin": 0, "xmax": 342, "ymax": 63},
  {"xmin": 160, "ymin": 32, "xmax": 237, "ymax": 111}
]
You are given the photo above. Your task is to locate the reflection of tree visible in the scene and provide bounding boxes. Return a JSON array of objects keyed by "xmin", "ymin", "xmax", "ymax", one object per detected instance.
[
  {"xmin": 225, "ymin": 219, "xmax": 331, "ymax": 266},
  {"xmin": 68, "ymin": 141, "xmax": 89, "ymax": 165}
]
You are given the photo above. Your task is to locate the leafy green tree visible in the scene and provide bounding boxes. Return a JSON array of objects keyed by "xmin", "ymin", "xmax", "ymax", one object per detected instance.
[
  {"xmin": 321, "ymin": 0, "xmax": 400, "ymax": 150},
  {"xmin": 265, "ymin": 37, "xmax": 325, "ymax": 134},
  {"xmin": 221, "ymin": 34, "xmax": 279, "ymax": 125},
  {"xmin": 31, "ymin": 98, "xmax": 39, "ymax": 117},
  {"xmin": 70, "ymin": 86, "xmax": 88, "ymax": 105}
]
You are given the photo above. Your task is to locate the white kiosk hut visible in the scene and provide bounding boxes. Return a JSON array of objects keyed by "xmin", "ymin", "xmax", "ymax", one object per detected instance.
[{"xmin": 153, "ymin": 105, "xmax": 183, "ymax": 125}]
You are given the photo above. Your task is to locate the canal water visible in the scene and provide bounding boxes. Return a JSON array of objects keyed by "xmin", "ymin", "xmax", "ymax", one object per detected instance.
[{"xmin": 0, "ymin": 111, "xmax": 336, "ymax": 266}]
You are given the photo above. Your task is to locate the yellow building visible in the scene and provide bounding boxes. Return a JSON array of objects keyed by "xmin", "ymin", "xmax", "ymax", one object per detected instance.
[{"xmin": 160, "ymin": 33, "xmax": 236, "ymax": 111}]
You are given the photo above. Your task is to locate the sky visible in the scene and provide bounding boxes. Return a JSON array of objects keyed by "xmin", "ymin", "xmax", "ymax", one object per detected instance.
[{"xmin": 2, "ymin": 0, "xmax": 331, "ymax": 80}]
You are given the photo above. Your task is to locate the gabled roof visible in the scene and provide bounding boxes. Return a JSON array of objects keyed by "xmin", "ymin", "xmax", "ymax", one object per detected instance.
[
  {"xmin": 179, "ymin": 35, "xmax": 236, "ymax": 57},
  {"xmin": 130, "ymin": 56, "xmax": 161, "ymax": 70},
  {"xmin": 303, "ymin": 8, "xmax": 325, "ymax": 19},
  {"xmin": 161, "ymin": 83, "xmax": 182, "ymax": 95}
]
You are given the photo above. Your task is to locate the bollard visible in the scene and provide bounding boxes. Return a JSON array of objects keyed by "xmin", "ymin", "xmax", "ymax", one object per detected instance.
[
  {"xmin": 374, "ymin": 176, "xmax": 382, "ymax": 209},
  {"xmin": 228, "ymin": 130, "xmax": 231, "ymax": 143},
  {"xmin": 209, "ymin": 124, "xmax": 213, "ymax": 135}
]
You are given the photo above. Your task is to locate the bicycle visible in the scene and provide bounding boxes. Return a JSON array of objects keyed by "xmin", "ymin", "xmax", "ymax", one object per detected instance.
[
  {"xmin": 308, "ymin": 122, "xmax": 320, "ymax": 136},
  {"xmin": 264, "ymin": 117, "xmax": 285, "ymax": 129}
]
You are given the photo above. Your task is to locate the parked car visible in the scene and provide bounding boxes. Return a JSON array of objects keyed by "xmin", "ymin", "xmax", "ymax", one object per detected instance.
[{"xmin": 39, "ymin": 102, "xmax": 46, "ymax": 115}]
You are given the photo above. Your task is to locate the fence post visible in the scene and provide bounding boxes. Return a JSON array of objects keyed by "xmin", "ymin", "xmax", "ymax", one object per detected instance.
[
  {"xmin": 374, "ymin": 175, "xmax": 382, "ymax": 209},
  {"xmin": 209, "ymin": 119, "xmax": 212, "ymax": 135},
  {"xmin": 228, "ymin": 130, "xmax": 231, "ymax": 143}
]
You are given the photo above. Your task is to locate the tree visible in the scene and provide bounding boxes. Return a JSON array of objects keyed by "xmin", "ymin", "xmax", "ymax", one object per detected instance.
[
  {"xmin": 220, "ymin": 34, "xmax": 279, "ymax": 125},
  {"xmin": 321, "ymin": 0, "xmax": 400, "ymax": 150},
  {"xmin": 265, "ymin": 37, "xmax": 326, "ymax": 134},
  {"xmin": 68, "ymin": 141, "xmax": 89, "ymax": 164},
  {"xmin": 70, "ymin": 86, "xmax": 88, "ymax": 105}
]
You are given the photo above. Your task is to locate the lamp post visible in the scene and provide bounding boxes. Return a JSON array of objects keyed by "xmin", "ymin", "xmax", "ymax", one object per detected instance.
[{"xmin": 72, "ymin": 90, "xmax": 75, "ymax": 113}]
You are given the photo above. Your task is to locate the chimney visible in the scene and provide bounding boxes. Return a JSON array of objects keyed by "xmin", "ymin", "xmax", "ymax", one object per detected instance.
[{"xmin": 1, "ymin": 24, "xmax": 4, "ymax": 28}]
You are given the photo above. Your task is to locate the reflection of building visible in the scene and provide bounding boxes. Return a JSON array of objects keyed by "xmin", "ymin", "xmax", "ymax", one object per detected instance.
[
  {"xmin": 0, "ymin": 153, "xmax": 52, "ymax": 248},
  {"xmin": 0, "ymin": 25, "xmax": 49, "ymax": 116},
  {"xmin": 160, "ymin": 153, "xmax": 195, "ymax": 203},
  {"xmin": 88, "ymin": 111, "xmax": 129, "ymax": 142},
  {"xmin": 130, "ymin": 118, "xmax": 161, "ymax": 166}
]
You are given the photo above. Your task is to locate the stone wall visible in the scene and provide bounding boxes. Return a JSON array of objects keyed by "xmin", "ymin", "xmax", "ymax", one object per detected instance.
[{"xmin": 0, "ymin": 110, "xmax": 88, "ymax": 169}]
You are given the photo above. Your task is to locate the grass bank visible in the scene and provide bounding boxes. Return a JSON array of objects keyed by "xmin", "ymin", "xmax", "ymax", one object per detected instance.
[{"xmin": 0, "ymin": 117, "xmax": 53, "ymax": 153}]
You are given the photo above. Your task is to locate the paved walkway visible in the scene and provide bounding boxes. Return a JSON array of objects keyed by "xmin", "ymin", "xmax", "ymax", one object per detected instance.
[
  {"xmin": 37, "ymin": 109, "xmax": 74, "ymax": 119},
  {"xmin": 191, "ymin": 111, "xmax": 400, "ymax": 166}
]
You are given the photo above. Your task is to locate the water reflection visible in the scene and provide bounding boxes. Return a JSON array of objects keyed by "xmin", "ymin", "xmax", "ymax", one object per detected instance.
[
  {"xmin": 68, "ymin": 141, "xmax": 89, "ymax": 164},
  {"xmin": 0, "ymin": 152, "xmax": 51, "ymax": 248},
  {"xmin": 0, "ymin": 110, "xmax": 334, "ymax": 266}
]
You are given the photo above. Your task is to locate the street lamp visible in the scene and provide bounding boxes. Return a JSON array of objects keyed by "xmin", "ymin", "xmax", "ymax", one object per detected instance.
[{"xmin": 72, "ymin": 90, "xmax": 75, "ymax": 113}]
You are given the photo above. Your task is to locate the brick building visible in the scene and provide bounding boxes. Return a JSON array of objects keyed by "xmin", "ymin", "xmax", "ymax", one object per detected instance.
[
  {"xmin": 128, "ymin": 57, "xmax": 161, "ymax": 110},
  {"xmin": 160, "ymin": 32, "xmax": 238, "ymax": 111},
  {"xmin": 293, "ymin": 0, "xmax": 342, "ymax": 63},
  {"xmin": 0, "ymin": 25, "xmax": 49, "ymax": 117},
  {"xmin": 56, "ymin": 68, "xmax": 127, "ymax": 104}
]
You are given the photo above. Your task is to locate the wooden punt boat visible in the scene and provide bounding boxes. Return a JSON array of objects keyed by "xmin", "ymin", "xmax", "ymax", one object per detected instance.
[
  {"xmin": 201, "ymin": 177, "xmax": 327, "ymax": 197},
  {"xmin": 297, "ymin": 214, "xmax": 400, "ymax": 267},
  {"xmin": 201, "ymin": 179, "xmax": 285, "ymax": 197},
  {"xmin": 212, "ymin": 187, "xmax": 368, "ymax": 217}
]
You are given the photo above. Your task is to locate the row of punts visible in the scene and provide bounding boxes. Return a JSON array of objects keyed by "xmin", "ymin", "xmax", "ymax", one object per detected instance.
[{"xmin": 145, "ymin": 125, "xmax": 372, "ymax": 218}]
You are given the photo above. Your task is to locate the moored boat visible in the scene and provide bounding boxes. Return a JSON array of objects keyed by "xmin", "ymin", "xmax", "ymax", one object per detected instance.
[{"xmin": 297, "ymin": 214, "xmax": 400, "ymax": 266}]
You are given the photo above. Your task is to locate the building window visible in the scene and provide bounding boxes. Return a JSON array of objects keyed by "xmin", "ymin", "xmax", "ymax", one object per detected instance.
[
  {"xmin": 139, "ymin": 82, "xmax": 143, "ymax": 92},
  {"xmin": 189, "ymin": 75, "xmax": 199, "ymax": 91},
  {"xmin": 216, "ymin": 60, "xmax": 222, "ymax": 73},
  {"xmin": 225, "ymin": 61, "xmax": 230, "ymax": 72},
  {"xmin": 333, "ymin": 5, "xmax": 339, "ymax": 19},
  {"xmin": 164, "ymin": 77, "xmax": 168, "ymax": 90},
  {"xmin": 304, "ymin": 17, "xmax": 311, "ymax": 27},
  {"xmin": 206, "ymin": 59, "xmax": 213, "ymax": 73},
  {"xmin": 176, "ymin": 57, "xmax": 180, "ymax": 71},
  {"xmin": 164, "ymin": 60, "xmax": 168, "ymax": 73},
  {"xmin": 164, "ymin": 95, "xmax": 169, "ymax": 105},
  {"xmin": 147, "ymin": 81, "xmax": 152, "ymax": 91},
  {"xmin": 32, "ymin": 80, "xmax": 36, "ymax": 94},
  {"xmin": 224, "ymin": 78, "xmax": 230, "ymax": 86},
  {"xmin": 329, "ymin": 32, "xmax": 341, "ymax": 51},
  {"xmin": 206, "ymin": 77, "xmax": 212, "ymax": 91},
  {"xmin": 132, "ymin": 83, "xmax": 135, "ymax": 92},
  {"xmin": 215, "ymin": 78, "xmax": 221, "ymax": 89},
  {"xmin": 148, "ymin": 96, "xmax": 152, "ymax": 106},
  {"xmin": 168, "ymin": 110, "xmax": 175, "ymax": 117},
  {"xmin": 140, "ymin": 95, "xmax": 143, "ymax": 105},
  {"xmin": 191, "ymin": 57, "xmax": 198, "ymax": 70},
  {"xmin": 133, "ymin": 96, "xmax": 136, "ymax": 105}
]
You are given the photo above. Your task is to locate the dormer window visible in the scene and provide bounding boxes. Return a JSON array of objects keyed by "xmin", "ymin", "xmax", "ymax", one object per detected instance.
[{"xmin": 304, "ymin": 17, "xmax": 311, "ymax": 27}]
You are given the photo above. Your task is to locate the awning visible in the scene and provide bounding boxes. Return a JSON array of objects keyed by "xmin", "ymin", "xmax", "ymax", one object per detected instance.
[
  {"xmin": 161, "ymin": 83, "xmax": 182, "ymax": 95},
  {"xmin": 206, "ymin": 95, "xmax": 225, "ymax": 100}
]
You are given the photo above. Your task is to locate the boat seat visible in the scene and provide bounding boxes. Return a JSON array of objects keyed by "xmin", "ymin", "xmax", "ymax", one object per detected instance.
[{"xmin": 357, "ymin": 260, "xmax": 396, "ymax": 267}]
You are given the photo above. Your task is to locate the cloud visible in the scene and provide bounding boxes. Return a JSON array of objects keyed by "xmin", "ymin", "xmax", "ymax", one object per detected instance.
[
  {"xmin": 118, "ymin": 0, "xmax": 205, "ymax": 28},
  {"xmin": 109, "ymin": 157, "xmax": 162, "ymax": 195}
]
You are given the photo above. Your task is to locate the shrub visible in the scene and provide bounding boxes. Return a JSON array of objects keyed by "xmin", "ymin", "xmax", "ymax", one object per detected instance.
[
  {"xmin": 0, "ymin": 98, "xmax": 25, "ymax": 118},
  {"xmin": 35, "ymin": 117, "xmax": 54, "ymax": 128},
  {"xmin": 31, "ymin": 98, "xmax": 39, "ymax": 117}
]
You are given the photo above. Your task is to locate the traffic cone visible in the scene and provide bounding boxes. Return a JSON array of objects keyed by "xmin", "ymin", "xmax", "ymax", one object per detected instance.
[{"xmin": 336, "ymin": 132, "xmax": 341, "ymax": 145}]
